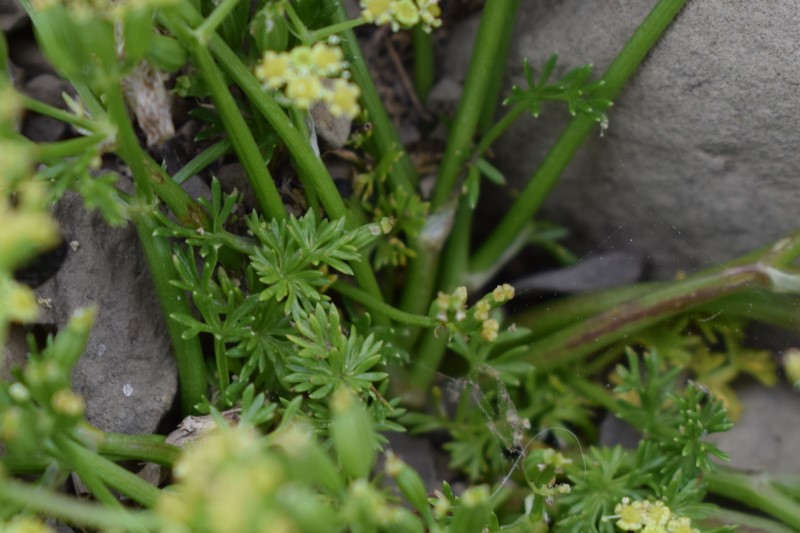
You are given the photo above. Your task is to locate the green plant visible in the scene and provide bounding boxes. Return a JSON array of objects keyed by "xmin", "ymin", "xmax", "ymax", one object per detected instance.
[{"xmin": 3, "ymin": 0, "xmax": 800, "ymax": 531}]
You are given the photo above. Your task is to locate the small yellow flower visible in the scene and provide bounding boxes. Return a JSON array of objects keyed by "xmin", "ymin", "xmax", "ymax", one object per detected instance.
[
  {"xmin": 324, "ymin": 79, "xmax": 361, "ymax": 118},
  {"xmin": 416, "ymin": 0, "xmax": 442, "ymax": 32},
  {"xmin": 615, "ymin": 497, "xmax": 645, "ymax": 531},
  {"xmin": 390, "ymin": 0, "xmax": 420, "ymax": 29},
  {"xmin": 286, "ymin": 75, "xmax": 324, "ymax": 109},
  {"xmin": 492, "ymin": 283, "xmax": 515, "ymax": 303},
  {"xmin": 310, "ymin": 42, "xmax": 345, "ymax": 76},
  {"xmin": 51, "ymin": 389, "xmax": 86, "ymax": 417},
  {"xmin": 481, "ymin": 318, "xmax": 499, "ymax": 342},
  {"xmin": 255, "ymin": 51, "xmax": 292, "ymax": 89},
  {"xmin": 649, "ymin": 501, "xmax": 671, "ymax": 526},
  {"xmin": 360, "ymin": 0, "xmax": 393, "ymax": 24},
  {"xmin": 289, "ymin": 45, "xmax": 315, "ymax": 75},
  {"xmin": 474, "ymin": 299, "xmax": 491, "ymax": 321},
  {"xmin": 667, "ymin": 517, "xmax": 699, "ymax": 533}
]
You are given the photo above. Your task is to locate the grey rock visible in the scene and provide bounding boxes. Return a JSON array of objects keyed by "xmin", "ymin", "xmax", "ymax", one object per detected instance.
[
  {"xmin": 1, "ymin": 325, "xmax": 29, "ymax": 381},
  {"xmin": 512, "ymin": 251, "xmax": 644, "ymax": 294},
  {"xmin": 444, "ymin": 1, "xmax": 800, "ymax": 278},
  {"xmin": 707, "ymin": 382, "xmax": 800, "ymax": 474},
  {"xmin": 34, "ymin": 192, "xmax": 177, "ymax": 435}
]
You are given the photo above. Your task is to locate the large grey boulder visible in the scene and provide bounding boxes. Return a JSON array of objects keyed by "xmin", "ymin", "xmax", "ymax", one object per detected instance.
[{"xmin": 442, "ymin": 0, "xmax": 800, "ymax": 278}]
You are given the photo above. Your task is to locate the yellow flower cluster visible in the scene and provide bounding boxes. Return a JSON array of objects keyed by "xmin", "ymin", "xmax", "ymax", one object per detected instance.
[
  {"xmin": 360, "ymin": 0, "xmax": 442, "ymax": 33},
  {"xmin": 254, "ymin": 42, "xmax": 361, "ymax": 119},
  {"xmin": 612, "ymin": 498, "xmax": 699, "ymax": 533},
  {"xmin": 433, "ymin": 284, "xmax": 515, "ymax": 342}
]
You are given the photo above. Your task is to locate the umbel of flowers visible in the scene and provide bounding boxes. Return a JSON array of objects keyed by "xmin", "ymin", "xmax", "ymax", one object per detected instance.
[
  {"xmin": 255, "ymin": 40, "xmax": 360, "ymax": 119},
  {"xmin": 360, "ymin": 0, "xmax": 442, "ymax": 33}
]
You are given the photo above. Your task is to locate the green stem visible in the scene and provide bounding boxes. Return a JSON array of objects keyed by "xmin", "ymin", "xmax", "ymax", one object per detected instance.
[
  {"xmin": 331, "ymin": 281, "xmax": 435, "ymax": 327},
  {"xmin": 63, "ymin": 437, "xmax": 162, "ymax": 507},
  {"xmin": 172, "ymin": 139, "xmax": 231, "ymax": 185},
  {"xmin": 477, "ymin": 3, "xmax": 520, "ymax": 134},
  {"xmin": 472, "ymin": 102, "xmax": 528, "ymax": 162},
  {"xmin": 134, "ymin": 211, "xmax": 207, "ymax": 414},
  {"xmin": 332, "ymin": 5, "xmax": 416, "ymax": 193},
  {"xmin": 0, "ymin": 478, "xmax": 160, "ymax": 531},
  {"xmin": 406, "ymin": 201, "xmax": 476, "ymax": 391},
  {"xmin": 522, "ymin": 263, "xmax": 793, "ymax": 370},
  {"xmin": 195, "ymin": 0, "xmax": 242, "ymax": 42},
  {"xmin": 54, "ymin": 435, "xmax": 123, "ymax": 509},
  {"xmin": 310, "ymin": 16, "xmax": 366, "ymax": 42},
  {"xmin": 75, "ymin": 423, "xmax": 180, "ymax": 466},
  {"xmin": 430, "ymin": 0, "xmax": 521, "ymax": 209},
  {"xmin": 282, "ymin": 0, "xmax": 311, "ymax": 42},
  {"xmin": 144, "ymin": 155, "xmax": 210, "ymax": 229},
  {"xmin": 105, "ymin": 83, "xmax": 153, "ymax": 202},
  {"xmin": 36, "ymin": 133, "xmax": 107, "ymax": 163},
  {"xmin": 471, "ymin": 0, "xmax": 689, "ymax": 274},
  {"xmin": 162, "ymin": 11, "xmax": 286, "ymax": 221},
  {"xmin": 706, "ymin": 469, "xmax": 800, "ymax": 529},
  {"xmin": 412, "ymin": 26, "xmax": 435, "ymax": 102},
  {"xmin": 22, "ymin": 95, "xmax": 98, "ymax": 132}
]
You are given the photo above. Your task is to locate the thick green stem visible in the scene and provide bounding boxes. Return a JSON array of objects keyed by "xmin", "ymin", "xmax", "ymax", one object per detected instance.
[
  {"xmin": 105, "ymin": 83, "xmax": 153, "ymax": 202},
  {"xmin": 406, "ymin": 201, "xmax": 475, "ymax": 391},
  {"xmin": 412, "ymin": 26, "xmax": 435, "ymax": 103},
  {"xmin": 430, "ymin": 0, "xmax": 520, "ymax": 209},
  {"xmin": 134, "ymin": 211, "xmax": 207, "ymax": 414},
  {"xmin": 477, "ymin": 4, "xmax": 520, "ymax": 134},
  {"xmin": 706, "ymin": 469, "xmax": 800, "ymax": 529},
  {"xmin": 471, "ymin": 0, "xmax": 689, "ymax": 274},
  {"xmin": 55, "ymin": 435, "xmax": 122, "ymax": 509},
  {"xmin": 62, "ymin": 437, "xmax": 162, "ymax": 507},
  {"xmin": 331, "ymin": 5, "xmax": 416, "ymax": 193},
  {"xmin": 162, "ymin": 11, "xmax": 286, "ymax": 221},
  {"xmin": 521, "ymin": 263, "xmax": 797, "ymax": 370},
  {"xmin": 143, "ymin": 155, "xmax": 210, "ymax": 229},
  {"xmin": 0, "ymin": 478, "xmax": 160, "ymax": 531},
  {"xmin": 75, "ymin": 423, "xmax": 180, "ymax": 466}
]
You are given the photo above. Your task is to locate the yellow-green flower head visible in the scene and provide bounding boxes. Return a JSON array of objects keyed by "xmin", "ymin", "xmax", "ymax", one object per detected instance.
[
  {"xmin": 289, "ymin": 45, "xmax": 316, "ymax": 76},
  {"xmin": 416, "ymin": 0, "xmax": 442, "ymax": 32},
  {"xmin": 255, "ymin": 51, "xmax": 292, "ymax": 89},
  {"xmin": 51, "ymin": 389, "xmax": 86, "ymax": 417},
  {"xmin": 481, "ymin": 318, "xmax": 499, "ymax": 342},
  {"xmin": 474, "ymin": 299, "xmax": 491, "ymax": 321},
  {"xmin": 360, "ymin": 0, "xmax": 394, "ymax": 25},
  {"xmin": 286, "ymin": 75, "xmax": 324, "ymax": 110},
  {"xmin": 492, "ymin": 283, "xmax": 515, "ymax": 303},
  {"xmin": 324, "ymin": 79, "xmax": 361, "ymax": 119},
  {"xmin": 614, "ymin": 497, "xmax": 646, "ymax": 531},
  {"xmin": 390, "ymin": 0, "xmax": 420, "ymax": 30},
  {"xmin": 310, "ymin": 42, "xmax": 346, "ymax": 76}
]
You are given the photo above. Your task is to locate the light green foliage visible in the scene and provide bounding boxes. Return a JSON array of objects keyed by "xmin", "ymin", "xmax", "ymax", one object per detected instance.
[{"xmin": 2, "ymin": 0, "xmax": 800, "ymax": 531}]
